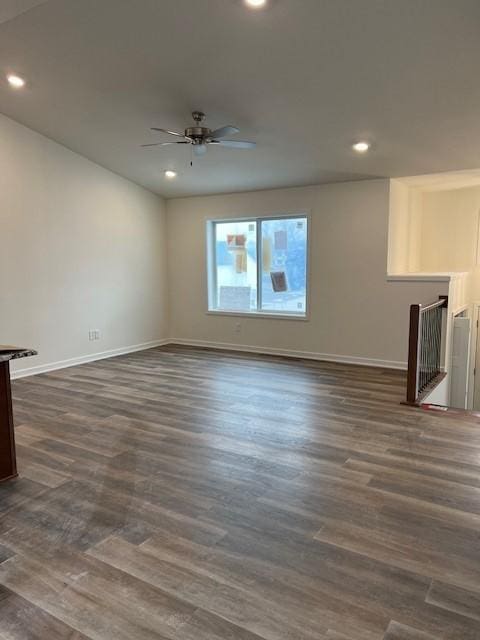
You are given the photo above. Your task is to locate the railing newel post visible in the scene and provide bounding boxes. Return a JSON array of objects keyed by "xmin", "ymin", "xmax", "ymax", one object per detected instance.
[{"xmin": 406, "ymin": 303, "xmax": 421, "ymax": 404}]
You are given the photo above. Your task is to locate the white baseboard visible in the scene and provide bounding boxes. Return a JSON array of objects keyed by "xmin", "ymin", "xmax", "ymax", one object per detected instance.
[
  {"xmin": 11, "ymin": 339, "xmax": 169, "ymax": 380},
  {"xmin": 10, "ymin": 337, "xmax": 407, "ymax": 380},
  {"xmin": 168, "ymin": 338, "xmax": 407, "ymax": 371}
]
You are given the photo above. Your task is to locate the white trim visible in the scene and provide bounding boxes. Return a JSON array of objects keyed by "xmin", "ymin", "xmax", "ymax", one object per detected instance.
[
  {"xmin": 452, "ymin": 304, "xmax": 469, "ymax": 317},
  {"xmin": 169, "ymin": 338, "xmax": 407, "ymax": 370},
  {"xmin": 386, "ymin": 271, "xmax": 470, "ymax": 283},
  {"xmin": 10, "ymin": 339, "xmax": 169, "ymax": 380},
  {"xmin": 386, "ymin": 274, "xmax": 452, "ymax": 282},
  {"xmin": 206, "ymin": 310, "xmax": 308, "ymax": 321},
  {"xmin": 468, "ymin": 302, "xmax": 480, "ymax": 410},
  {"xmin": 9, "ymin": 337, "xmax": 408, "ymax": 380}
]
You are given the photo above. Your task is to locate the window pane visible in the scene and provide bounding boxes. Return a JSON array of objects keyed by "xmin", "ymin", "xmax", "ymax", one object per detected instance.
[
  {"xmin": 213, "ymin": 220, "xmax": 257, "ymax": 312},
  {"xmin": 260, "ymin": 217, "xmax": 307, "ymax": 314}
]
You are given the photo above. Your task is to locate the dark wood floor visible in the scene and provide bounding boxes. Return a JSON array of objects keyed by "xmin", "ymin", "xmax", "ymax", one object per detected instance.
[{"xmin": 1, "ymin": 345, "xmax": 480, "ymax": 640}]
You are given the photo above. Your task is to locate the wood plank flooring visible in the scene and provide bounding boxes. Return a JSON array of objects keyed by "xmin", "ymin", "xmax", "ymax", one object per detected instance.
[{"xmin": 1, "ymin": 345, "xmax": 480, "ymax": 639}]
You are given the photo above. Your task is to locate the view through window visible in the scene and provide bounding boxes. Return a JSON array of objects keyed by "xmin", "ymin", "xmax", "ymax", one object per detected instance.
[{"xmin": 208, "ymin": 215, "xmax": 308, "ymax": 316}]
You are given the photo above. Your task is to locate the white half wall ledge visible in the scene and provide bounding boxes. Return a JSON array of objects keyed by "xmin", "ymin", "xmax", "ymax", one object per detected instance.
[
  {"xmin": 10, "ymin": 340, "xmax": 169, "ymax": 380},
  {"xmin": 386, "ymin": 271, "xmax": 471, "ymax": 283},
  {"xmin": 386, "ymin": 273, "xmax": 454, "ymax": 282},
  {"xmin": 168, "ymin": 339, "xmax": 408, "ymax": 371}
]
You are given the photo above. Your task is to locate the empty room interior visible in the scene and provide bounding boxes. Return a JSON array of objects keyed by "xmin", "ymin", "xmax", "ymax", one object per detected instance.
[{"xmin": 2, "ymin": 1, "xmax": 480, "ymax": 639}]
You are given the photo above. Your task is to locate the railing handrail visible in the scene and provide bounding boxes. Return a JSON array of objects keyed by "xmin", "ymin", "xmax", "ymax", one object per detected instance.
[
  {"xmin": 406, "ymin": 295, "xmax": 448, "ymax": 405},
  {"xmin": 418, "ymin": 297, "xmax": 448, "ymax": 314}
]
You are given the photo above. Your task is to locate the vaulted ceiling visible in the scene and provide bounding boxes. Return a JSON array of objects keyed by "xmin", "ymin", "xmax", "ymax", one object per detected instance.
[{"xmin": 1, "ymin": 0, "xmax": 480, "ymax": 198}]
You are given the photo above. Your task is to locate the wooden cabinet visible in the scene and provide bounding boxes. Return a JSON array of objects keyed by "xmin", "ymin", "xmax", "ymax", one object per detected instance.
[{"xmin": 0, "ymin": 347, "xmax": 37, "ymax": 483}]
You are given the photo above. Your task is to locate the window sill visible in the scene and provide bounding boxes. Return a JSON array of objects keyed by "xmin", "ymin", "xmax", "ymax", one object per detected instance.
[{"xmin": 207, "ymin": 310, "xmax": 309, "ymax": 321}]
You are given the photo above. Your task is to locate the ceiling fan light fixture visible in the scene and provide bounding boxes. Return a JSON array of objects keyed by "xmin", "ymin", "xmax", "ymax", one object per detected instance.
[
  {"xmin": 164, "ymin": 170, "xmax": 177, "ymax": 179},
  {"xmin": 244, "ymin": 0, "xmax": 267, "ymax": 8},
  {"xmin": 352, "ymin": 141, "xmax": 370, "ymax": 153},
  {"xmin": 193, "ymin": 143, "xmax": 207, "ymax": 157},
  {"xmin": 7, "ymin": 74, "xmax": 25, "ymax": 88}
]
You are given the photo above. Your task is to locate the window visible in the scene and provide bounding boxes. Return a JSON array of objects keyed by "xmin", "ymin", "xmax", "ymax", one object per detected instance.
[{"xmin": 208, "ymin": 215, "xmax": 308, "ymax": 317}]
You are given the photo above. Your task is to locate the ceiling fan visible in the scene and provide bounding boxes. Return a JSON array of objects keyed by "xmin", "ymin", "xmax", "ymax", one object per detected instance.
[{"xmin": 142, "ymin": 111, "xmax": 256, "ymax": 157}]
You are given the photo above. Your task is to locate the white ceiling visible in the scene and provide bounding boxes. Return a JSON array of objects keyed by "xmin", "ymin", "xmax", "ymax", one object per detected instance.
[
  {"xmin": 0, "ymin": 0, "xmax": 49, "ymax": 25},
  {"xmin": 1, "ymin": 0, "xmax": 480, "ymax": 198}
]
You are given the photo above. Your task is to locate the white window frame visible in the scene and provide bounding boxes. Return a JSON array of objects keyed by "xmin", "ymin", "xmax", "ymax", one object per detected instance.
[{"xmin": 206, "ymin": 213, "xmax": 310, "ymax": 320}]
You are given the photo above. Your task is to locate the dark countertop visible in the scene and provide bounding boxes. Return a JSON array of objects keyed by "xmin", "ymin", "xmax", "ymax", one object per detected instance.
[{"xmin": 0, "ymin": 346, "xmax": 37, "ymax": 363}]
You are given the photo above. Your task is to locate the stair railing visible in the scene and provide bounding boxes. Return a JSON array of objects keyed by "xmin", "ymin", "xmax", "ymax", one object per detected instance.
[{"xmin": 406, "ymin": 296, "xmax": 448, "ymax": 405}]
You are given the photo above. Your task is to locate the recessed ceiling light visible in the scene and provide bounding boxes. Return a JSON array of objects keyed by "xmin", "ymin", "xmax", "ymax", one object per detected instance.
[
  {"xmin": 7, "ymin": 74, "xmax": 25, "ymax": 88},
  {"xmin": 352, "ymin": 141, "xmax": 370, "ymax": 153},
  {"xmin": 165, "ymin": 170, "xmax": 177, "ymax": 179},
  {"xmin": 245, "ymin": 0, "xmax": 267, "ymax": 8}
]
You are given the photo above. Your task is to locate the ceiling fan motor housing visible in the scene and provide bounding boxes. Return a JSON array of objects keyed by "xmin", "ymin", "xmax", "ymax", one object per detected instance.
[
  {"xmin": 187, "ymin": 111, "xmax": 213, "ymax": 144},
  {"xmin": 185, "ymin": 126, "xmax": 212, "ymax": 143}
]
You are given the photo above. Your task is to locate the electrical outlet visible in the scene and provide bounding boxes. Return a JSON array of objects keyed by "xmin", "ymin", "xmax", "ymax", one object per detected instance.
[
  {"xmin": 94, "ymin": 330, "xmax": 101, "ymax": 341},
  {"xmin": 234, "ymin": 322, "xmax": 241, "ymax": 333},
  {"xmin": 88, "ymin": 330, "xmax": 95, "ymax": 341}
]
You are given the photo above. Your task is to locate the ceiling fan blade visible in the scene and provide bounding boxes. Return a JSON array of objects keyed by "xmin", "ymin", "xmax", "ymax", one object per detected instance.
[
  {"xmin": 208, "ymin": 125, "xmax": 240, "ymax": 139},
  {"xmin": 150, "ymin": 127, "xmax": 191, "ymax": 140},
  {"xmin": 141, "ymin": 141, "xmax": 190, "ymax": 147},
  {"xmin": 212, "ymin": 140, "xmax": 256, "ymax": 149},
  {"xmin": 141, "ymin": 142, "xmax": 174, "ymax": 147}
]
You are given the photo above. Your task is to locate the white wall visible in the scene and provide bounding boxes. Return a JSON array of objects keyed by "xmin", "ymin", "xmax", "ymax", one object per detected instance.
[
  {"xmin": 0, "ymin": 114, "xmax": 454, "ymax": 376},
  {"xmin": 387, "ymin": 180, "xmax": 423, "ymax": 275},
  {"xmin": 0, "ymin": 113, "xmax": 168, "ymax": 376},
  {"xmin": 419, "ymin": 187, "xmax": 480, "ymax": 272},
  {"xmin": 417, "ymin": 187, "xmax": 480, "ymax": 308},
  {"xmin": 166, "ymin": 180, "xmax": 449, "ymax": 368},
  {"xmin": 388, "ymin": 179, "xmax": 411, "ymax": 274},
  {"xmin": 407, "ymin": 188, "xmax": 423, "ymax": 273}
]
